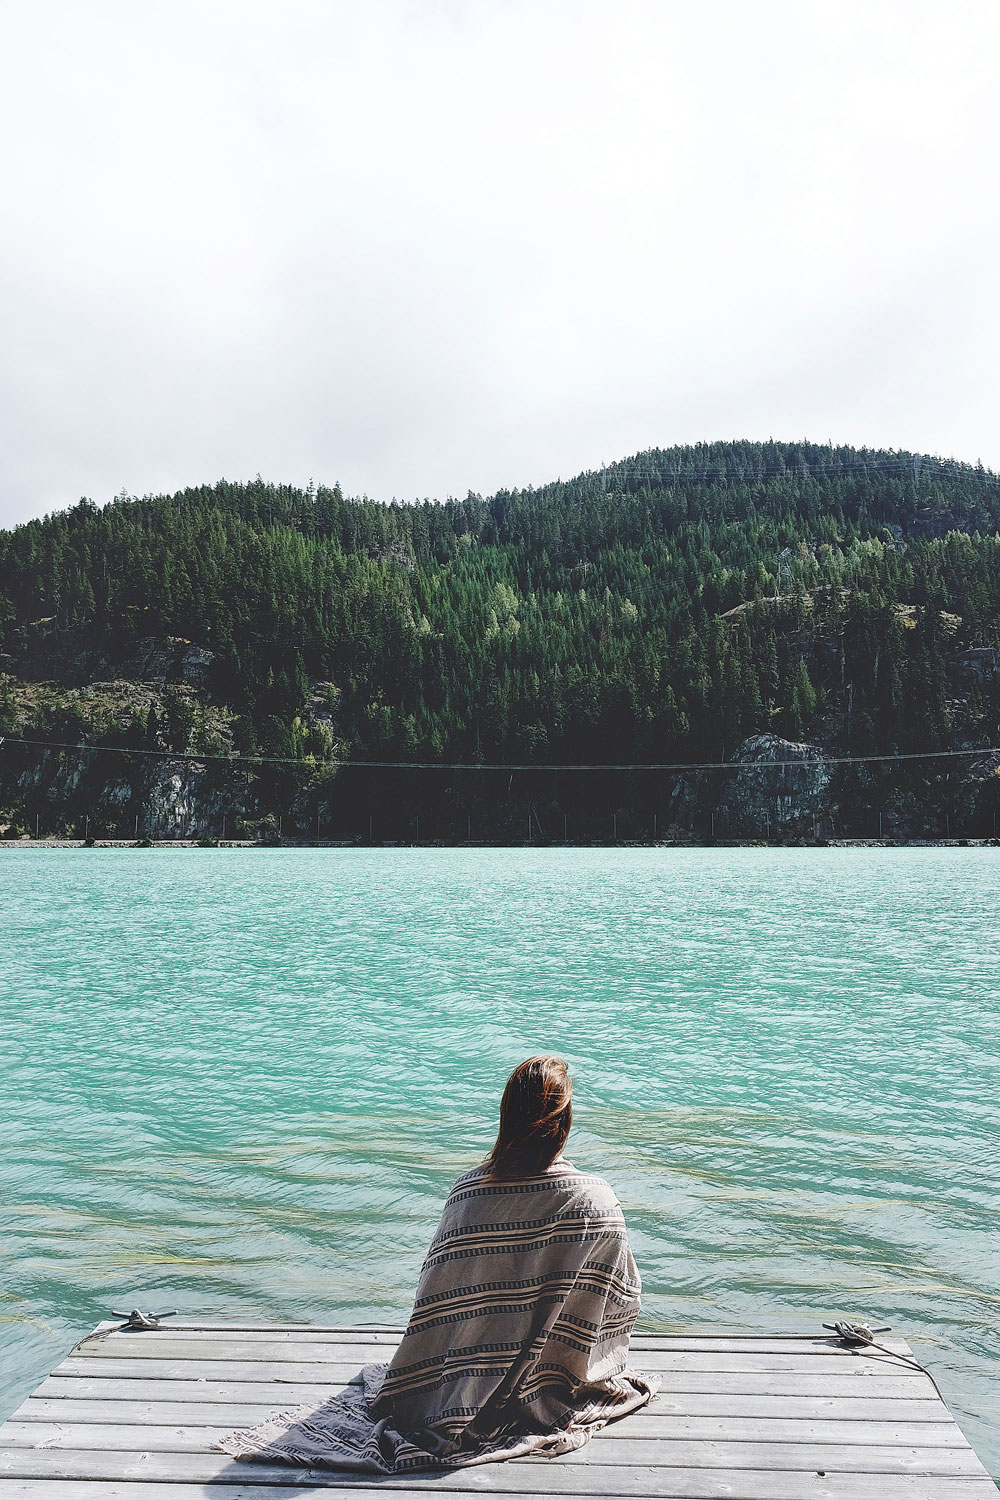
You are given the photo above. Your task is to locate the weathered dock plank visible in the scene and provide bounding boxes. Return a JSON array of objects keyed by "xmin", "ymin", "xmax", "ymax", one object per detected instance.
[
  {"xmin": 49, "ymin": 1350, "xmax": 933, "ymax": 1380},
  {"xmin": 33, "ymin": 1369, "xmax": 945, "ymax": 1402},
  {"xmin": 0, "ymin": 1454, "xmax": 997, "ymax": 1495},
  {"xmin": 78, "ymin": 1332, "xmax": 923, "ymax": 1368},
  {"xmin": 0, "ymin": 1483, "xmax": 995, "ymax": 1500},
  {"xmin": 0, "ymin": 1416, "xmax": 969, "ymax": 1449},
  {"xmin": 10, "ymin": 1393, "xmax": 955, "ymax": 1424},
  {"xmin": 0, "ymin": 1324, "xmax": 993, "ymax": 1499}
]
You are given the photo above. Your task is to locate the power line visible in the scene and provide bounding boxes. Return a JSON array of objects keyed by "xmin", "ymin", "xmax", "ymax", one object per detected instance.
[{"xmin": 1, "ymin": 734, "xmax": 997, "ymax": 774}]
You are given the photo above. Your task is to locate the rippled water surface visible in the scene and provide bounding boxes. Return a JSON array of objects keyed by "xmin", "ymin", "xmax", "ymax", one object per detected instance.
[{"xmin": 2, "ymin": 847, "xmax": 998, "ymax": 1472}]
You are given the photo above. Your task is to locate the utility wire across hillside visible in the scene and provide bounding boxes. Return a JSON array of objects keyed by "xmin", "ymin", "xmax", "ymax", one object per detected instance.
[{"xmin": 1, "ymin": 734, "xmax": 997, "ymax": 774}]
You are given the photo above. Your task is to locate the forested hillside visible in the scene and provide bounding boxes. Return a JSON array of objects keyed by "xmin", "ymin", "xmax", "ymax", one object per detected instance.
[{"xmin": 1, "ymin": 440, "xmax": 999, "ymax": 841}]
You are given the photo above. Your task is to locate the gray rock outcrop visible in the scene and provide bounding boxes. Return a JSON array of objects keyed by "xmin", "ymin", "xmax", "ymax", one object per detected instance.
[{"xmin": 716, "ymin": 734, "xmax": 833, "ymax": 839}]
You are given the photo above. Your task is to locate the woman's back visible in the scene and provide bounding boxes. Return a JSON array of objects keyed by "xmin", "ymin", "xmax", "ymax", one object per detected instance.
[
  {"xmin": 373, "ymin": 1158, "xmax": 649, "ymax": 1450},
  {"xmin": 220, "ymin": 1058, "xmax": 656, "ymax": 1472}
]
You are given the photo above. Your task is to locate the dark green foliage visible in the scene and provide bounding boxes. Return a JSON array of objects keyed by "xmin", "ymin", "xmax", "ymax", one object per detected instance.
[{"xmin": 1, "ymin": 441, "xmax": 999, "ymax": 769}]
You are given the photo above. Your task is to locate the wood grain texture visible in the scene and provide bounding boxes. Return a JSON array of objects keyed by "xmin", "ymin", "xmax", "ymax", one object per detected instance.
[
  {"xmin": 32, "ymin": 1369, "xmax": 943, "ymax": 1401},
  {"xmin": 1, "ymin": 1325, "xmax": 993, "ymax": 1498},
  {"xmin": 0, "ymin": 1449, "xmax": 995, "ymax": 1488},
  {"xmin": 51, "ymin": 1351, "xmax": 929, "ymax": 1381},
  {"xmin": 80, "ymin": 1338, "xmax": 917, "ymax": 1362},
  {"xmin": 0, "ymin": 1480, "xmax": 996, "ymax": 1500},
  {"xmin": 0, "ymin": 1420, "xmax": 973, "ymax": 1455},
  {"xmin": 8, "ymin": 1395, "xmax": 955, "ymax": 1426}
]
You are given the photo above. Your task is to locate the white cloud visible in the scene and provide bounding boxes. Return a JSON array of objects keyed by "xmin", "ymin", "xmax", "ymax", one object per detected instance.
[{"xmin": 1, "ymin": 0, "xmax": 998, "ymax": 523}]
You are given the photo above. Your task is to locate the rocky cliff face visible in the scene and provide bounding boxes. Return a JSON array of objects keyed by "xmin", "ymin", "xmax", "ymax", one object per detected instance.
[
  {"xmin": 7, "ymin": 624, "xmax": 214, "ymax": 691},
  {"xmin": 2, "ymin": 628, "xmax": 998, "ymax": 844},
  {"xmin": 716, "ymin": 735, "xmax": 834, "ymax": 839},
  {"xmin": 660, "ymin": 731, "xmax": 999, "ymax": 843},
  {"xmin": 0, "ymin": 625, "xmax": 338, "ymax": 840},
  {"xmin": 3, "ymin": 740, "xmax": 251, "ymax": 840}
]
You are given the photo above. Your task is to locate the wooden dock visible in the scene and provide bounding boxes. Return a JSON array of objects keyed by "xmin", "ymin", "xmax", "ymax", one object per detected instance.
[{"xmin": 0, "ymin": 1322, "xmax": 994, "ymax": 1498}]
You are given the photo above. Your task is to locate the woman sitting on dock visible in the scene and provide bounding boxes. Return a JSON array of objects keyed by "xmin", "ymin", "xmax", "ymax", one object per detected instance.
[{"xmin": 221, "ymin": 1054, "xmax": 656, "ymax": 1472}]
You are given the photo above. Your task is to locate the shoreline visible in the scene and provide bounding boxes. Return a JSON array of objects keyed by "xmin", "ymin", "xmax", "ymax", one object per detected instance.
[{"xmin": 1, "ymin": 837, "xmax": 996, "ymax": 851}]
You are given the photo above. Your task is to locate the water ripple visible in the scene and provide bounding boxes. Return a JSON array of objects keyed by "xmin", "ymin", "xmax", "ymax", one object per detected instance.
[{"xmin": 1, "ymin": 847, "xmax": 997, "ymax": 1474}]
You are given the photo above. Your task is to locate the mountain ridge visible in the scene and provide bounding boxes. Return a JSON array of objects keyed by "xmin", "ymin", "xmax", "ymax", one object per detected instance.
[{"xmin": 1, "ymin": 440, "xmax": 999, "ymax": 842}]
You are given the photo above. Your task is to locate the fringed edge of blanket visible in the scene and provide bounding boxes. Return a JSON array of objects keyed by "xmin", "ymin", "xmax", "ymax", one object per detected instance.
[
  {"xmin": 215, "ymin": 1368, "xmax": 661, "ymax": 1473},
  {"xmin": 216, "ymin": 1404, "xmax": 317, "ymax": 1462}
]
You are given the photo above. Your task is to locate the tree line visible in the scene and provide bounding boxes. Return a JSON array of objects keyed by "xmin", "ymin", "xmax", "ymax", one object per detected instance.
[{"xmin": 1, "ymin": 440, "xmax": 999, "ymax": 777}]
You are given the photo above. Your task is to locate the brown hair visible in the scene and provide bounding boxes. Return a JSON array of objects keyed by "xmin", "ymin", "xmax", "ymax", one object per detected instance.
[{"xmin": 484, "ymin": 1055, "xmax": 573, "ymax": 1179}]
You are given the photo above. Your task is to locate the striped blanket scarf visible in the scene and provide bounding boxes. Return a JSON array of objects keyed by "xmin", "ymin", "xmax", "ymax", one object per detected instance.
[{"xmin": 219, "ymin": 1161, "xmax": 658, "ymax": 1471}]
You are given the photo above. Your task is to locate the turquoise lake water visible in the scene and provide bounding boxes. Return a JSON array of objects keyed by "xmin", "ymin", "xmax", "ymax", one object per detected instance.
[{"xmin": 2, "ymin": 847, "xmax": 998, "ymax": 1474}]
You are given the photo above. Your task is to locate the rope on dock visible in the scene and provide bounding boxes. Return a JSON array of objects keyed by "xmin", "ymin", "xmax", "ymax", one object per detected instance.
[{"xmin": 824, "ymin": 1320, "xmax": 949, "ymax": 1403}]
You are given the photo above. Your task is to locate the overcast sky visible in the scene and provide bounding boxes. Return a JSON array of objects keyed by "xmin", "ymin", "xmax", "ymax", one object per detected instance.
[{"xmin": 1, "ymin": 0, "xmax": 997, "ymax": 527}]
